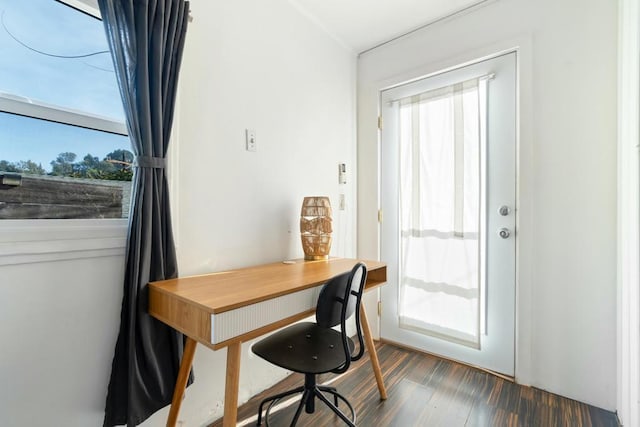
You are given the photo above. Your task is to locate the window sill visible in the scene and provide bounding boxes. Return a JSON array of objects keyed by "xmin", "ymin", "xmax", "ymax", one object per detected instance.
[{"xmin": 0, "ymin": 219, "xmax": 127, "ymax": 266}]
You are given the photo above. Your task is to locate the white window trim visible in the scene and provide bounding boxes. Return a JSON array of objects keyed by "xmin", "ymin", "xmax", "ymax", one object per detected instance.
[
  {"xmin": 617, "ymin": 0, "xmax": 640, "ymax": 425},
  {"xmin": 0, "ymin": 219, "xmax": 127, "ymax": 265},
  {"xmin": 55, "ymin": 0, "xmax": 101, "ymax": 20},
  {"xmin": 0, "ymin": 93, "xmax": 127, "ymax": 136}
]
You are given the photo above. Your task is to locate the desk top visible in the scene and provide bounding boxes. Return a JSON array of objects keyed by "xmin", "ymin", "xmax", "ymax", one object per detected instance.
[
  {"xmin": 149, "ymin": 258, "xmax": 386, "ymax": 315},
  {"xmin": 152, "ymin": 258, "xmax": 389, "ymax": 427}
]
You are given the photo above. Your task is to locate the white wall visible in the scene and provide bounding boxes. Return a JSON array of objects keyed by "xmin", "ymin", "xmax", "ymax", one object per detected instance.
[
  {"xmin": 166, "ymin": 0, "xmax": 357, "ymax": 425},
  {"xmin": 174, "ymin": 0, "xmax": 356, "ymax": 273},
  {"xmin": 0, "ymin": 224, "xmax": 125, "ymax": 427},
  {"xmin": 358, "ymin": 0, "xmax": 618, "ymax": 411},
  {"xmin": 0, "ymin": 1, "xmax": 356, "ymax": 426}
]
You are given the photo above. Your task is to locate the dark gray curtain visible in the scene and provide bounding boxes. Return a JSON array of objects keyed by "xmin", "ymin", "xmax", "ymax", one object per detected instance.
[{"xmin": 98, "ymin": 1, "xmax": 191, "ymax": 426}]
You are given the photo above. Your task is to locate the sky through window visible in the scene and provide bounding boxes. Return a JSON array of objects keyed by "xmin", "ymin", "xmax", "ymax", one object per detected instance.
[{"xmin": 0, "ymin": 0, "xmax": 128, "ymax": 172}]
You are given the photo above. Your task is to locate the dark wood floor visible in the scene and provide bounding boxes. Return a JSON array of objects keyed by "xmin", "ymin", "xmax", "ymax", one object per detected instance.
[{"xmin": 210, "ymin": 341, "xmax": 619, "ymax": 427}]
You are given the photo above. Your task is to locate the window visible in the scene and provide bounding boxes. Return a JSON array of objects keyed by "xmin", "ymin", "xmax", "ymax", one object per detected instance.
[{"xmin": 0, "ymin": 0, "xmax": 132, "ymax": 219}]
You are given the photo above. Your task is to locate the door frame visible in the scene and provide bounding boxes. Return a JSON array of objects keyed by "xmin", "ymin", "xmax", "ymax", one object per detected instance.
[{"xmin": 376, "ymin": 49, "xmax": 520, "ymax": 376}]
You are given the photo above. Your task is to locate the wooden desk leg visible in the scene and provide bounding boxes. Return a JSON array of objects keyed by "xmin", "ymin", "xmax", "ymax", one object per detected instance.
[
  {"xmin": 360, "ymin": 303, "xmax": 388, "ymax": 400},
  {"xmin": 167, "ymin": 337, "xmax": 197, "ymax": 427},
  {"xmin": 223, "ymin": 341, "xmax": 242, "ymax": 427}
]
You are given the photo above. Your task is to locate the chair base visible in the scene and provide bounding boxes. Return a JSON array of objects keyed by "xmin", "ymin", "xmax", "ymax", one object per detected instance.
[{"xmin": 256, "ymin": 373, "xmax": 356, "ymax": 427}]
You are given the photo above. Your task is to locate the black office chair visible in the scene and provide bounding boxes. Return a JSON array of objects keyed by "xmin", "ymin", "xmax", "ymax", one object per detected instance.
[{"xmin": 251, "ymin": 262, "xmax": 368, "ymax": 426}]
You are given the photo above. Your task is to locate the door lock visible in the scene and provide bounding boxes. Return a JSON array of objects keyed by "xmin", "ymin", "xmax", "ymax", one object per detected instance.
[
  {"xmin": 498, "ymin": 228, "xmax": 511, "ymax": 239},
  {"xmin": 498, "ymin": 205, "xmax": 511, "ymax": 216}
]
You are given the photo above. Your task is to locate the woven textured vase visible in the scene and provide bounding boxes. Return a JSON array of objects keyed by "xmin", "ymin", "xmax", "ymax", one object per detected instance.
[{"xmin": 300, "ymin": 196, "xmax": 332, "ymax": 260}]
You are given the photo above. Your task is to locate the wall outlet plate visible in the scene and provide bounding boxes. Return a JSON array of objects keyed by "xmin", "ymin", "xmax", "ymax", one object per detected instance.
[
  {"xmin": 245, "ymin": 129, "xmax": 256, "ymax": 152},
  {"xmin": 338, "ymin": 163, "xmax": 346, "ymax": 184}
]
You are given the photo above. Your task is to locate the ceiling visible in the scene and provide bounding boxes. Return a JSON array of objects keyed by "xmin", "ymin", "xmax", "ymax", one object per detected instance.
[
  {"xmin": 289, "ymin": 0, "xmax": 489, "ymax": 53},
  {"xmin": 60, "ymin": 0, "xmax": 489, "ymax": 54}
]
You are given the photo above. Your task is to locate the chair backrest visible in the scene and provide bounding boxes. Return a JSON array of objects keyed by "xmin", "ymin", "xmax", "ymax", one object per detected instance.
[{"xmin": 315, "ymin": 262, "xmax": 368, "ymax": 372}]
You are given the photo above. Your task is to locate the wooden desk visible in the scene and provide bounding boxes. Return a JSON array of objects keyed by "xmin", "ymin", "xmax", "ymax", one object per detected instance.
[{"xmin": 149, "ymin": 258, "xmax": 387, "ymax": 427}]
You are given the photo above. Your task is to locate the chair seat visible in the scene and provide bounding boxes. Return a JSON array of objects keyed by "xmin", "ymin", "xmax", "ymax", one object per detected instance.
[{"xmin": 252, "ymin": 322, "xmax": 355, "ymax": 374}]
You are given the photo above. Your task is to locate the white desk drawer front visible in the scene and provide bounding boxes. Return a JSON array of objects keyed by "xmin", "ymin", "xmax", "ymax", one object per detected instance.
[{"xmin": 210, "ymin": 285, "xmax": 323, "ymax": 344}]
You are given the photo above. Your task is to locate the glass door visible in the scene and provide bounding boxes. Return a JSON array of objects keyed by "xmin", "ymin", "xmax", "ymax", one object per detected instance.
[{"xmin": 380, "ymin": 52, "xmax": 516, "ymax": 375}]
